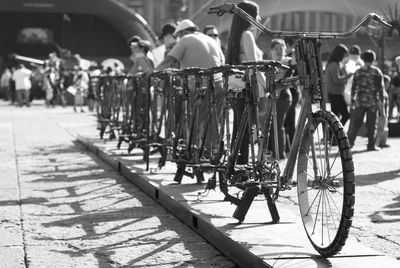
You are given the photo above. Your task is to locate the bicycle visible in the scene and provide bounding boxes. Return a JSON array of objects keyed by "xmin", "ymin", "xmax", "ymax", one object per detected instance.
[{"xmin": 208, "ymin": 3, "xmax": 391, "ymax": 257}]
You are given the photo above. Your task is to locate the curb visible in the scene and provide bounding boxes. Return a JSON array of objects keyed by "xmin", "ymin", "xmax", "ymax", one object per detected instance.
[{"xmin": 76, "ymin": 134, "xmax": 272, "ymax": 268}]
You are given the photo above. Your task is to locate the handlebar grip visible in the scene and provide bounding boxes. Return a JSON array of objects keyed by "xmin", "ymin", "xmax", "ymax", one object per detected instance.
[
  {"xmin": 208, "ymin": 6, "xmax": 220, "ymax": 14},
  {"xmin": 372, "ymin": 13, "xmax": 392, "ymax": 28}
]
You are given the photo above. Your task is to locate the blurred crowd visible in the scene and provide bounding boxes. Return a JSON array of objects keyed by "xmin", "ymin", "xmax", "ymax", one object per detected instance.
[{"xmin": 0, "ymin": 51, "xmax": 118, "ymax": 112}]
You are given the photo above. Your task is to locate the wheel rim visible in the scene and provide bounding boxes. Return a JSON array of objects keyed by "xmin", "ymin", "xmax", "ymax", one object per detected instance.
[{"xmin": 297, "ymin": 119, "xmax": 345, "ymax": 249}]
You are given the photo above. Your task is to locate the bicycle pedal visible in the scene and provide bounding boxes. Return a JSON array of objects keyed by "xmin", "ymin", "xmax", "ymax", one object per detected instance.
[
  {"xmin": 149, "ymin": 167, "xmax": 159, "ymax": 174},
  {"xmin": 205, "ymin": 178, "xmax": 216, "ymax": 190}
]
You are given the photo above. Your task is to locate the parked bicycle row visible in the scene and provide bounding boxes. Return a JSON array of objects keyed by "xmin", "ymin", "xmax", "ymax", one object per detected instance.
[{"xmin": 89, "ymin": 3, "xmax": 392, "ymax": 258}]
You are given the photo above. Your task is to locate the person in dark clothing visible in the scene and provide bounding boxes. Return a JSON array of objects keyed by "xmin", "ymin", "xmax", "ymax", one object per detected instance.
[
  {"xmin": 325, "ymin": 44, "xmax": 353, "ymax": 128},
  {"xmin": 269, "ymin": 38, "xmax": 292, "ymax": 159},
  {"xmin": 348, "ymin": 50, "xmax": 384, "ymax": 151},
  {"xmin": 225, "ymin": 1, "xmax": 265, "ymax": 164},
  {"xmin": 283, "ymin": 37, "xmax": 300, "ymax": 152}
]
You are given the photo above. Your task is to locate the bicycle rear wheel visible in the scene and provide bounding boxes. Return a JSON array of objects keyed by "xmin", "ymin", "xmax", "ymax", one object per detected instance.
[{"xmin": 297, "ymin": 110, "xmax": 354, "ymax": 257}]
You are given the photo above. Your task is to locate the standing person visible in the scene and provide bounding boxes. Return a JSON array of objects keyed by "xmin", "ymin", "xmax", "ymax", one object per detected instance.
[
  {"xmin": 203, "ymin": 24, "xmax": 225, "ymax": 53},
  {"xmin": 159, "ymin": 23, "xmax": 179, "ymax": 59},
  {"xmin": 348, "ymin": 50, "xmax": 384, "ymax": 151},
  {"xmin": 269, "ymin": 39, "xmax": 293, "ymax": 159},
  {"xmin": 344, "ymin": 45, "xmax": 364, "ymax": 105},
  {"xmin": 72, "ymin": 67, "xmax": 89, "ymax": 112},
  {"xmin": 325, "ymin": 44, "xmax": 353, "ymax": 128},
  {"xmin": 158, "ymin": 23, "xmax": 181, "ymax": 130},
  {"xmin": 0, "ymin": 67, "xmax": 12, "ymax": 101},
  {"xmin": 12, "ymin": 64, "xmax": 32, "ymax": 107},
  {"xmin": 128, "ymin": 36, "xmax": 155, "ymax": 75},
  {"xmin": 225, "ymin": 0, "xmax": 265, "ymax": 164},
  {"xmin": 157, "ymin": 19, "xmax": 225, "ymax": 70},
  {"xmin": 88, "ymin": 64, "xmax": 102, "ymax": 112},
  {"xmin": 156, "ymin": 18, "xmax": 225, "ymax": 151},
  {"xmin": 283, "ymin": 38, "xmax": 300, "ymax": 153},
  {"xmin": 43, "ymin": 69, "xmax": 55, "ymax": 107},
  {"xmin": 388, "ymin": 73, "xmax": 400, "ymax": 119},
  {"xmin": 375, "ymin": 74, "xmax": 391, "ymax": 148}
]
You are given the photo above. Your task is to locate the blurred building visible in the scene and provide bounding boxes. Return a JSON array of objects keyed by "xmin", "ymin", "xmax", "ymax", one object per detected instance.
[{"xmin": 0, "ymin": 0, "xmax": 157, "ymax": 70}]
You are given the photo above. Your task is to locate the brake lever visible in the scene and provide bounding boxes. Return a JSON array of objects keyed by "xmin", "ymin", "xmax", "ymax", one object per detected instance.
[{"xmin": 208, "ymin": 3, "xmax": 236, "ymax": 16}]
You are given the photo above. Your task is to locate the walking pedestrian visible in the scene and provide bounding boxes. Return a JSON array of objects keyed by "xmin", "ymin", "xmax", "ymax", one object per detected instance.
[
  {"xmin": 12, "ymin": 63, "xmax": 32, "ymax": 107},
  {"xmin": 348, "ymin": 50, "xmax": 384, "ymax": 151}
]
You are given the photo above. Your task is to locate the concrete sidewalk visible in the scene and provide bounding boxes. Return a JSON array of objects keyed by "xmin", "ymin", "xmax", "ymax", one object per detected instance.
[{"xmin": 0, "ymin": 101, "xmax": 234, "ymax": 268}]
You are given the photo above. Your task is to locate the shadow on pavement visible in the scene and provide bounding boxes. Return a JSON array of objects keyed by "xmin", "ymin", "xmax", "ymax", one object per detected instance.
[
  {"xmin": 369, "ymin": 195, "xmax": 400, "ymax": 224},
  {"xmin": 18, "ymin": 141, "xmax": 233, "ymax": 268},
  {"xmin": 356, "ymin": 170, "xmax": 400, "ymax": 186}
]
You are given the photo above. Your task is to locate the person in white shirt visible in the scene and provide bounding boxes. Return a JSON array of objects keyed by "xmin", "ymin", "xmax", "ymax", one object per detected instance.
[
  {"xmin": 12, "ymin": 64, "xmax": 32, "ymax": 107},
  {"xmin": 72, "ymin": 67, "xmax": 89, "ymax": 112}
]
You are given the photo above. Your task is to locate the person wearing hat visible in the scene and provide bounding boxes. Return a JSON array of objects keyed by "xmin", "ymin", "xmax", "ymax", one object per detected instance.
[
  {"xmin": 128, "ymin": 36, "xmax": 155, "ymax": 75},
  {"xmin": 156, "ymin": 18, "xmax": 225, "ymax": 157},
  {"xmin": 156, "ymin": 19, "xmax": 224, "ymax": 71},
  {"xmin": 203, "ymin": 24, "xmax": 224, "ymax": 53}
]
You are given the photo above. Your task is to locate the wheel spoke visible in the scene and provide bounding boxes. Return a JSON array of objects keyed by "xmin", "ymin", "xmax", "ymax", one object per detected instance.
[
  {"xmin": 321, "ymin": 189, "xmax": 325, "ymax": 245},
  {"xmin": 307, "ymin": 141, "xmax": 322, "ymax": 179},
  {"xmin": 316, "ymin": 126, "xmax": 325, "ymax": 179},
  {"xmin": 305, "ymin": 188, "xmax": 322, "ymax": 216},
  {"xmin": 326, "ymin": 188, "xmax": 342, "ymax": 215},
  {"xmin": 328, "ymin": 148, "xmax": 340, "ymax": 176},
  {"xmin": 312, "ymin": 189, "xmax": 323, "ymax": 235},
  {"xmin": 326, "ymin": 190, "xmax": 338, "ymax": 230}
]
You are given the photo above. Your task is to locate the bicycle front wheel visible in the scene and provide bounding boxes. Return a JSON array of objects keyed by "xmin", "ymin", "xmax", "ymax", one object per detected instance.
[{"xmin": 297, "ymin": 110, "xmax": 354, "ymax": 257}]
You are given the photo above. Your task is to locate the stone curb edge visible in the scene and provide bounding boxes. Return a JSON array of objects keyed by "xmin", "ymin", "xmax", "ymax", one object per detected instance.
[{"xmin": 76, "ymin": 134, "xmax": 272, "ymax": 268}]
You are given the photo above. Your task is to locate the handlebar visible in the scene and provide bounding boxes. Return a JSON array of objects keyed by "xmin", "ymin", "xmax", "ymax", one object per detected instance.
[
  {"xmin": 241, "ymin": 60, "xmax": 290, "ymax": 70},
  {"xmin": 176, "ymin": 67, "xmax": 207, "ymax": 75},
  {"xmin": 151, "ymin": 68, "xmax": 180, "ymax": 78},
  {"xmin": 208, "ymin": 3, "xmax": 392, "ymax": 39}
]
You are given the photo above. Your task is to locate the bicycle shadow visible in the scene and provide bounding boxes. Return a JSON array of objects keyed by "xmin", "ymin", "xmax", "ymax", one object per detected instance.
[
  {"xmin": 17, "ymin": 142, "xmax": 234, "ymax": 268},
  {"xmin": 369, "ymin": 195, "xmax": 400, "ymax": 224},
  {"xmin": 81, "ymin": 135, "xmax": 362, "ymax": 267},
  {"xmin": 355, "ymin": 170, "xmax": 400, "ymax": 186}
]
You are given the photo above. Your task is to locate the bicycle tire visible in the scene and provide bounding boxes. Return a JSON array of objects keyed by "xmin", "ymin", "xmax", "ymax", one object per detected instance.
[{"xmin": 297, "ymin": 110, "xmax": 354, "ymax": 257}]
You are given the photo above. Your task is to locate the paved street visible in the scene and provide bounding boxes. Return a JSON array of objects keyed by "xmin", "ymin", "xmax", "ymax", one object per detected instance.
[
  {"xmin": 0, "ymin": 101, "xmax": 234, "ymax": 268},
  {"xmin": 1, "ymin": 100, "xmax": 400, "ymax": 267}
]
